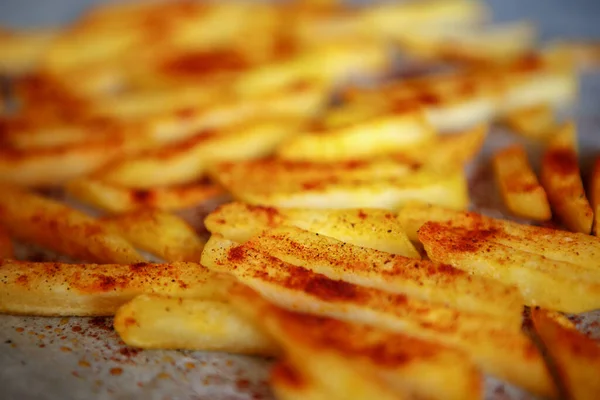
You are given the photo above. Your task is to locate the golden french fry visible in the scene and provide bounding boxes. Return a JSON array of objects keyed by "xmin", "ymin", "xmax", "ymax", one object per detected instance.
[
  {"xmin": 492, "ymin": 145, "xmax": 552, "ymax": 220},
  {"xmin": 66, "ymin": 178, "xmax": 225, "ymax": 213},
  {"xmin": 0, "ymin": 226, "xmax": 13, "ymax": 259},
  {"xmin": 114, "ymin": 294, "xmax": 275, "ymax": 355},
  {"xmin": 101, "ymin": 209, "xmax": 205, "ymax": 262},
  {"xmin": 419, "ymin": 221, "xmax": 600, "ymax": 313},
  {"xmin": 540, "ymin": 122, "xmax": 593, "ymax": 233},
  {"xmin": 502, "ymin": 104, "xmax": 555, "ymax": 139},
  {"xmin": 231, "ymin": 285, "xmax": 482, "ymax": 400},
  {"xmin": 0, "ymin": 183, "xmax": 143, "ymax": 263},
  {"xmin": 590, "ymin": 156, "xmax": 600, "ymax": 236},
  {"xmin": 205, "ymin": 202, "xmax": 419, "ymax": 257},
  {"xmin": 198, "ymin": 242, "xmax": 553, "ymax": 399},
  {"xmin": 531, "ymin": 308, "xmax": 600, "ymax": 400},
  {"xmin": 271, "ymin": 362, "xmax": 333, "ymax": 400},
  {"xmin": 0, "ymin": 27, "xmax": 58, "ymax": 74},
  {"xmin": 0, "ymin": 260, "xmax": 230, "ymax": 316}
]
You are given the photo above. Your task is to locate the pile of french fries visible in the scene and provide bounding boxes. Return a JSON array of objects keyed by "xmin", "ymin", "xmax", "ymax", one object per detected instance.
[{"xmin": 1, "ymin": 0, "xmax": 599, "ymax": 399}]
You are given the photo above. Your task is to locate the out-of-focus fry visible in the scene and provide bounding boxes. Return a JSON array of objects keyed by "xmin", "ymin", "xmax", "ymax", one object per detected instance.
[
  {"xmin": 271, "ymin": 362, "xmax": 332, "ymax": 400},
  {"xmin": 502, "ymin": 104, "xmax": 555, "ymax": 139},
  {"xmin": 205, "ymin": 202, "xmax": 419, "ymax": 257},
  {"xmin": 492, "ymin": 145, "xmax": 552, "ymax": 220},
  {"xmin": 66, "ymin": 178, "xmax": 225, "ymax": 213},
  {"xmin": 590, "ymin": 156, "xmax": 600, "ymax": 236},
  {"xmin": 0, "ymin": 260, "xmax": 231, "ymax": 316},
  {"xmin": 397, "ymin": 201, "xmax": 463, "ymax": 242},
  {"xmin": 540, "ymin": 122, "xmax": 593, "ymax": 233},
  {"xmin": 0, "ymin": 28, "xmax": 58, "ymax": 74},
  {"xmin": 101, "ymin": 209, "xmax": 205, "ymax": 262},
  {"xmin": 0, "ymin": 226, "xmax": 13, "ymax": 259},
  {"xmin": 531, "ymin": 308, "xmax": 600, "ymax": 400},
  {"xmin": 114, "ymin": 294, "xmax": 275, "ymax": 354},
  {"xmin": 231, "ymin": 286, "xmax": 482, "ymax": 400},
  {"xmin": 0, "ymin": 183, "xmax": 143, "ymax": 263}
]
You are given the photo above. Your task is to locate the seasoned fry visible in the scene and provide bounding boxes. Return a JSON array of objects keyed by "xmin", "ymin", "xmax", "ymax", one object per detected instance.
[
  {"xmin": 589, "ymin": 156, "xmax": 600, "ymax": 236},
  {"xmin": 0, "ymin": 226, "xmax": 13, "ymax": 259},
  {"xmin": 419, "ymin": 221, "xmax": 600, "ymax": 312},
  {"xmin": 492, "ymin": 145, "xmax": 552, "ymax": 220},
  {"xmin": 531, "ymin": 308, "xmax": 600, "ymax": 400},
  {"xmin": 0, "ymin": 183, "xmax": 143, "ymax": 263},
  {"xmin": 271, "ymin": 362, "xmax": 333, "ymax": 400},
  {"xmin": 540, "ymin": 122, "xmax": 593, "ymax": 233},
  {"xmin": 101, "ymin": 209, "xmax": 205, "ymax": 262},
  {"xmin": 200, "ymin": 238, "xmax": 553, "ymax": 397},
  {"xmin": 0, "ymin": 260, "xmax": 231, "ymax": 316},
  {"xmin": 205, "ymin": 202, "xmax": 419, "ymax": 257},
  {"xmin": 502, "ymin": 104, "xmax": 555, "ymax": 139},
  {"xmin": 231, "ymin": 286, "xmax": 482, "ymax": 400},
  {"xmin": 66, "ymin": 178, "xmax": 225, "ymax": 213},
  {"xmin": 114, "ymin": 294, "xmax": 275, "ymax": 355}
]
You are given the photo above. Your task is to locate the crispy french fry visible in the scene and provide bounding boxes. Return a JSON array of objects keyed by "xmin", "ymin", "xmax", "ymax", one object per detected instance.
[
  {"xmin": 0, "ymin": 260, "xmax": 230, "ymax": 316},
  {"xmin": 66, "ymin": 178, "xmax": 225, "ymax": 213},
  {"xmin": 590, "ymin": 156, "xmax": 600, "ymax": 236},
  {"xmin": 0, "ymin": 226, "xmax": 13, "ymax": 259},
  {"xmin": 0, "ymin": 28, "xmax": 58, "ymax": 74},
  {"xmin": 200, "ymin": 239, "xmax": 553, "ymax": 397},
  {"xmin": 531, "ymin": 308, "xmax": 600, "ymax": 400},
  {"xmin": 231, "ymin": 286, "xmax": 482, "ymax": 400},
  {"xmin": 205, "ymin": 202, "xmax": 419, "ymax": 257},
  {"xmin": 419, "ymin": 221, "xmax": 600, "ymax": 312},
  {"xmin": 101, "ymin": 209, "xmax": 205, "ymax": 262},
  {"xmin": 114, "ymin": 294, "xmax": 275, "ymax": 354},
  {"xmin": 540, "ymin": 122, "xmax": 593, "ymax": 233},
  {"xmin": 271, "ymin": 362, "xmax": 333, "ymax": 400},
  {"xmin": 0, "ymin": 183, "xmax": 143, "ymax": 263},
  {"xmin": 502, "ymin": 104, "xmax": 555, "ymax": 139},
  {"xmin": 492, "ymin": 145, "xmax": 552, "ymax": 220}
]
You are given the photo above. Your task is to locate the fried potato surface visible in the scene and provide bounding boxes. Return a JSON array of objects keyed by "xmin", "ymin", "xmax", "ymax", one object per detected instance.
[
  {"xmin": 540, "ymin": 122, "xmax": 593, "ymax": 233},
  {"xmin": 205, "ymin": 202, "xmax": 418, "ymax": 257},
  {"xmin": 0, "ymin": 260, "xmax": 229, "ymax": 316},
  {"xmin": 114, "ymin": 294, "xmax": 274, "ymax": 355},
  {"xmin": 492, "ymin": 145, "xmax": 552, "ymax": 220},
  {"xmin": 0, "ymin": 226, "xmax": 13, "ymax": 259},
  {"xmin": 101, "ymin": 209, "xmax": 205, "ymax": 262},
  {"xmin": 589, "ymin": 156, "xmax": 600, "ymax": 236},
  {"xmin": 502, "ymin": 103, "xmax": 555, "ymax": 139},
  {"xmin": 271, "ymin": 362, "xmax": 333, "ymax": 400},
  {"xmin": 0, "ymin": 27, "xmax": 58, "ymax": 74}
]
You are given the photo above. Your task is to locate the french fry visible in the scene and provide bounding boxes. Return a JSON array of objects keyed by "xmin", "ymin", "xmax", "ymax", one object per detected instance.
[
  {"xmin": 0, "ymin": 226, "xmax": 13, "ymax": 259},
  {"xmin": 231, "ymin": 286, "xmax": 482, "ymax": 400},
  {"xmin": 0, "ymin": 183, "xmax": 143, "ymax": 263},
  {"xmin": 492, "ymin": 145, "xmax": 552, "ymax": 220},
  {"xmin": 66, "ymin": 178, "xmax": 225, "ymax": 213},
  {"xmin": 540, "ymin": 122, "xmax": 593, "ymax": 233},
  {"xmin": 114, "ymin": 294, "xmax": 275, "ymax": 355},
  {"xmin": 271, "ymin": 362, "xmax": 333, "ymax": 400},
  {"xmin": 0, "ymin": 28, "xmax": 58, "ymax": 74},
  {"xmin": 502, "ymin": 104, "xmax": 555, "ymax": 139},
  {"xmin": 419, "ymin": 221, "xmax": 600, "ymax": 313},
  {"xmin": 0, "ymin": 260, "xmax": 230, "ymax": 316},
  {"xmin": 589, "ymin": 156, "xmax": 600, "ymax": 236},
  {"xmin": 531, "ymin": 308, "xmax": 600, "ymax": 400},
  {"xmin": 101, "ymin": 209, "xmax": 205, "ymax": 262},
  {"xmin": 200, "ymin": 239, "xmax": 553, "ymax": 397},
  {"xmin": 205, "ymin": 202, "xmax": 419, "ymax": 257},
  {"xmin": 241, "ymin": 226, "xmax": 522, "ymax": 319}
]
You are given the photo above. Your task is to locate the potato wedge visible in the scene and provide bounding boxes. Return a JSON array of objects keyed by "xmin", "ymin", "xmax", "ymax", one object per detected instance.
[
  {"xmin": 114, "ymin": 294, "xmax": 275, "ymax": 355},
  {"xmin": 243, "ymin": 226, "xmax": 522, "ymax": 319},
  {"xmin": 590, "ymin": 156, "xmax": 600, "ymax": 236},
  {"xmin": 205, "ymin": 202, "xmax": 419, "ymax": 257},
  {"xmin": 0, "ymin": 183, "xmax": 143, "ymax": 263},
  {"xmin": 66, "ymin": 178, "xmax": 225, "ymax": 213},
  {"xmin": 502, "ymin": 104, "xmax": 555, "ymax": 139},
  {"xmin": 0, "ymin": 260, "xmax": 231, "ymax": 316},
  {"xmin": 531, "ymin": 308, "xmax": 600, "ymax": 400},
  {"xmin": 101, "ymin": 209, "xmax": 205, "ymax": 262},
  {"xmin": 0, "ymin": 226, "xmax": 13, "ymax": 259},
  {"xmin": 419, "ymin": 221, "xmax": 600, "ymax": 312},
  {"xmin": 492, "ymin": 145, "xmax": 552, "ymax": 220},
  {"xmin": 231, "ymin": 286, "xmax": 482, "ymax": 400},
  {"xmin": 540, "ymin": 122, "xmax": 593, "ymax": 233},
  {"xmin": 271, "ymin": 362, "xmax": 333, "ymax": 400}
]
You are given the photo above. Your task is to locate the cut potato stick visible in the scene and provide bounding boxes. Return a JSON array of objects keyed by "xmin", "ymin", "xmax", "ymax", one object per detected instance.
[
  {"xmin": 200, "ymin": 237, "xmax": 554, "ymax": 397},
  {"xmin": 540, "ymin": 122, "xmax": 593, "ymax": 233},
  {"xmin": 0, "ymin": 28, "xmax": 58, "ymax": 74},
  {"xmin": 492, "ymin": 145, "xmax": 552, "ymax": 220},
  {"xmin": 590, "ymin": 156, "xmax": 600, "ymax": 236},
  {"xmin": 205, "ymin": 202, "xmax": 419, "ymax": 257},
  {"xmin": 0, "ymin": 226, "xmax": 13, "ymax": 259},
  {"xmin": 419, "ymin": 222, "xmax": 600, "ymax": 313},
  {"xmin": 101, "ymin": 209, "xmax": 205, "ymax": 262},
  {"xmin": 531, "ymin": 308, "xmax": 600, "ymax": 400},
  {"xmin": 271, "ymin": 362, "xmax": 333, "ymax": 400},
  {"xmin": 0, "ymin": 183, "xmax": 143, "ymax": 263},
  {"xmin": 0, "ymin": 260, "xmax": 231, "ymax": 316},
  {"xmin": 231, "ymin": 286, "xmax": 482, "ymax": 400},
  {"xmin": 66, "ymin": 178, "xmax": 225, "ymax": 213},
  {"xmin": 502, "ymin": 104, "xmax": 555, "ymax": 139},
  {"xmin": 114, "ymin": 294, "xmax": 275, "ymax": 355}
]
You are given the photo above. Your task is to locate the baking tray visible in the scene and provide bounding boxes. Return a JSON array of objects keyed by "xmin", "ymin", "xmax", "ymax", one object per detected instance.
[{"xmin": 2, "ymin": 1, "xmax": 600, "ymax": 399}]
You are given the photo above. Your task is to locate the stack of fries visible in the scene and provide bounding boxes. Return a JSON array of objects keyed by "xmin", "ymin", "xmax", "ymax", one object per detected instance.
[{"xmin": 1, "ymin": 0, "xmax": 599, "ymax": 399}]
